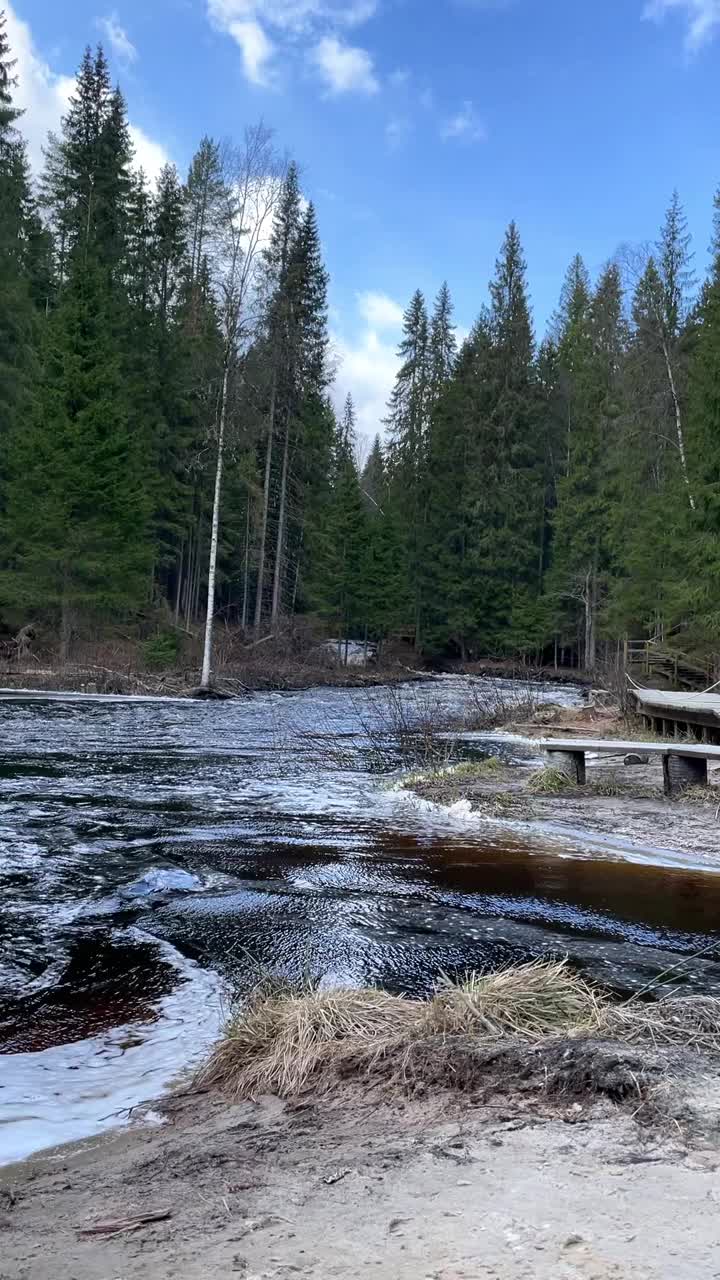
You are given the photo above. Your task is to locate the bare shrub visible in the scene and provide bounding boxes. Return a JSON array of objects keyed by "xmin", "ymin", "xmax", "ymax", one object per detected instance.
[
  {"xmin": 355, "ymin": 684, "xmax": 461, "ymax": 769},
  {"xmin": 457, "ymin": 679, "xmax": 542, "ymax": 731}
]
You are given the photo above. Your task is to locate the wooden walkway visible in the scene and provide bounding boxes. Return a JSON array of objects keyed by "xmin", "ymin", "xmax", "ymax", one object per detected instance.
[{"xmin": 630, "ymin": 688, "xmax": 720, "ymax": 744}]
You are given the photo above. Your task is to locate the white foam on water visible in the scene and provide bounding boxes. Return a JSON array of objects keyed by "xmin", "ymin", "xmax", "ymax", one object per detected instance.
[{"xmin": 0, "ymin": 934, "xmax": 225, "ymax": 1167}]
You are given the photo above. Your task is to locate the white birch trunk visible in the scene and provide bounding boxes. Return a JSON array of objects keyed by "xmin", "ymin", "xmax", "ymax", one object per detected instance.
[
  {"xmin": 270, "ymin": 413, "xmax": 291, "ymax": 626},
  {"xmin": 200, "ymin": 363, "xmax": 229, "ymax": 689},
  {"xmin": 661, "ymin": 337, "xmax": 696, "ymax": 511},
  {"xmin": 253, "ymin": 382, "xmax": 276, "ymax": 634},
  {"xmin": 241, "ymin": 501, "xmax": 251, "ymax": 630}
]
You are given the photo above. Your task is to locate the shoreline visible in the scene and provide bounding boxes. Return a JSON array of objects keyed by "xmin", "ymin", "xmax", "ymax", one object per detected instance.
[
  {"xmin": 406, "ymin": 758, "xmax": 720, "ymax": 868},
  {"xmin": 0, "ymin": 661, "xmax": 587, "ymax": 699},
  {"xmin": 3, "ymin": 1038, "xmax": 720, "ymax": 1279}
]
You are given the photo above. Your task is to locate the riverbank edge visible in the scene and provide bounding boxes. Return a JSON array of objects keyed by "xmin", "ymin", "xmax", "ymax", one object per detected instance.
[
  {"xmin": 0, "ymin": 662, "xmax": 436, "ymax": 698},
  {"xmin": 0, "ymin": 658, "xmax": 593, "ymax": 698},
  {"xmin": 403, "ymin": 755, "xmax": 720, "ymax": 868},
  {"xmin": 3, "ymin": 1033, "xmax": 720, "ymax": 1280}
]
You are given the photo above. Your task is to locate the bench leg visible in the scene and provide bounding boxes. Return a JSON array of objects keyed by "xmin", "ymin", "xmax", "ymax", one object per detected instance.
[
  {"xmin": 548, "ymin": 750, "xmax": 586, "ymax": 785},
  {"xmin": 662, "ymin": 754, "xmax": 708, "ymax": 797}
]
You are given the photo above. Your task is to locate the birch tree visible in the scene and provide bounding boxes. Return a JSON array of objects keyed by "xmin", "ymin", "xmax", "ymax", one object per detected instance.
[{"xmin": 200, "ymin": 125, "xmax": 281, "ymax": 688}]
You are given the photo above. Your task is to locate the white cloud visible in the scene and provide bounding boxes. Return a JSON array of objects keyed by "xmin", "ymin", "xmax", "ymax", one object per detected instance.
[
  {"xmin": 207, "ymin": 0, "xmax": 379, "ymax": 91},
  {"xmin": 97, "ymin": 12, "xmax": 138, "ymax": 65},
  {"xmin": 208, "ymin": 0, "xmax": 376, "ymax": 33},
  {"xmin": 4, "ymin": 3, "xmax": 169, "ymax": 183},
  {"xmin": 129, "ymin": 125, "xmax": 170, "ymax": 183},
  {"xmin": 311, "ymin": 34, "xmax": 378, "ymax": 94},
  {"xmin": 440, "ymin": 99, "xmax": 487, "ymax": 142},
  {"xmin": 4, "ymin": 3, "xmax": 75, "ymax": 172},
  {"xmin": 331, "ymin": 328, "xmax": 398, "ymax": 440},
  {"xmin": 357, "ymin": 290, "xmax": 404, "ymax": 330},
  {"xmin": 330, "ymin": 291, "xmax": 405, "ymax": 440},
  {"xmin": 643, "ymin": 0, "xmax": 720, "ymax": 50},
  {"xmin": 227, "ymin": 18, "xmax": 275, "ymax": 84}
]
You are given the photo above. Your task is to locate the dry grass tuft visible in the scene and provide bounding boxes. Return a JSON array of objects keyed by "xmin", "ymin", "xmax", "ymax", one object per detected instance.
[
  {"xmin": 425, "ymin": 960, "xmax": 602, "ymax": 1039},
  {"xmin": 196, "ymin": 962, "xmax": 720, "ymax": 1105},
  {"xmin": 528, "ymin": 766, "xmax": 572, "ymax": 794},
  {"xmin": 196, "ymin": 986, "xmax": 418, "ymax": 1100},
  {"xmin": 678, "ymin": 784, "xmax": 720, "ymax": 808},
  {"xmin": 599, "ymin": 996, "xmax": 720, "ymax": 1054}
]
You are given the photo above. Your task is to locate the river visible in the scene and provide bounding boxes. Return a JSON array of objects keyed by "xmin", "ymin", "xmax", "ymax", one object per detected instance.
[{"xmin": 2, "ymin": 677, "xmax": 720, "ymax": 1164}]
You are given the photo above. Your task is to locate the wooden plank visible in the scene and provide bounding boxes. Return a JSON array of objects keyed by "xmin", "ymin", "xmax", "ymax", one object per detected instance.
[
  {"xmin": 536, "ymin": 738, "xmax": 720, "ymax": 760},
  {"xmin": 632, "ymin": 689, "xmax": 720, "ymax": 718}
]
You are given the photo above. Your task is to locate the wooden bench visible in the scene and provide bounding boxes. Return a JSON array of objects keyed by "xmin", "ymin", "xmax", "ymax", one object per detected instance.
[{"xmin": 534, "ymin": 738, "xmax": 720, "ymax": 796}]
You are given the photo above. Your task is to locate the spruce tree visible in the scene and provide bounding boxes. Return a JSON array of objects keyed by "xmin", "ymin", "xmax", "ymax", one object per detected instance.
[
  {"xmin": 270, "ymin": 198, "xmax": 330, "ymax": 626},
  {"xmin": 3, "ymin": 43, "xmax": 150, "ymax": 653},
  {"xmin": 685, "ymin": 190, "xmax": 720, "ymax": 649},
  {"xmin": 3, "ymin": 261, "xmax": 150, "ymax": 654},
  {"xmin": 307, "ymin": 396, "xmax": 368, "ymax": 646},
  {"xmin": 385, "ymin": 289, "xmax": 430, "ymax": 642},
  {"xmin": 0, "ymin": 12, "xmax": 38, "ymax": 500},
  {"xmin": 428, "ymin": 281, "xmax": 457, "ymax": 403},
  {"xmin": 253, "ymin": 161, "xmax": 303, "ymax": 632},
  {"xmin": 423, "ymin": 323, "xmax": 494, "ymax": 657},
  {"xmin": 469, "ymin": 222, "xmax": 543, "ymax": 654},
  {"xmin": 360, "ymin": 435, "xmax": 386, "ymax": 514},
  {"xmin": 549, "ymin": 259, "xmax": 627, "ymax": 668}
]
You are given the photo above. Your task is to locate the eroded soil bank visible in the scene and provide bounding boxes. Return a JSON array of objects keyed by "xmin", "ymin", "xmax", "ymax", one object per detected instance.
[{"xmin": 4, "ymin": 1070, "xmax": 720, "ymax": 1280}]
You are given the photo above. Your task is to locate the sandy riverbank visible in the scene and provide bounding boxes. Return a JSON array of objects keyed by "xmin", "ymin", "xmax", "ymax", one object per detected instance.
[{"xmin": 3, "ymin": 1063, "xmax": 720, "ymax": 1280}]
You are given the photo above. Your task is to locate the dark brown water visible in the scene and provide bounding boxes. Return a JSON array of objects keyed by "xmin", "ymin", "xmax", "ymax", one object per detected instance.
[{"xmin": 1, "ymin": 678, "xmax": 720, "ymax": 1163}]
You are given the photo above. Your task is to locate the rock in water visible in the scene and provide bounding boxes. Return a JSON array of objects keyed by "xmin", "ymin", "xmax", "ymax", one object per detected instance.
[
  {"xmin": 624, "ymin": 753, "xmax": 650, "ymax": 766},
  {"xmin": 124, "ymin": 868, "xmax": 202, "ymax": 897}
]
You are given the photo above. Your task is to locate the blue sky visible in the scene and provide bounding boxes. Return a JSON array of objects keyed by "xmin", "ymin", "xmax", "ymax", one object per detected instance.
[{"xmin": 6, "ymin": 0, "xmax": 720, "ymax": 439}]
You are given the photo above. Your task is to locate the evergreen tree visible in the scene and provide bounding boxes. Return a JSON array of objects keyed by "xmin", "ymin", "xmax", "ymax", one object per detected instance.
[
  {"xmin": 3, "ymin": 261, "xmax": 150, "ymax": 654},
  {"xmin": 423, "ymin": 323, "xmax": 493, "ymax": 657},
  {"xmin": 686, "ymin": 190, "xmax": 720, "ymax": 649},
  {"xmin": 3, "ymin": 43, "xmax": 150, "ymax": 652},
  {"xmin": 254, "ymin": 161, "xmax": 303, "ymax": 632},
  {"xmin": 550, "ymin": 259, "xmax": 627, "ymax": 668},
  {"xmin": 270, "ymin": 197, "xmax": 330, "ymax": 626},
  {"xmin": 469, "ymin": 222, "xmax": 543, "ymax": 653},
  {"xmin": 385, "ymin": 289, "xmax": 430, "ymax": 641},
  {"xmin": 307, "ymin": 396, "xmax": 368, "ymax": 646},
  {"xmin": 0, "ymin": 12, "xmax": 39, "ymax": 498},
  {"xmin": 428, "ymin": 281, "xmax": 457, "ymax": 403},
  {"xmin": 360, "ymin": 435, "xmax": 386, "ymax": 515}
]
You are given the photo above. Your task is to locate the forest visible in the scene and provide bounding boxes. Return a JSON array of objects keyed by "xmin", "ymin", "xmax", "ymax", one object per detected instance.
[{"xmin": 1, "ymin": 14, "xmax": 719, "ymax": 680}]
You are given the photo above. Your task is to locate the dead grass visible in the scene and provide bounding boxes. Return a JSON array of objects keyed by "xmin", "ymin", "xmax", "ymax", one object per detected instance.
[
  {"xmin": 196, "ymin": 987, "xmax": 419, "ymax": 1100},
  {"xmin": 425, "ymin": 962, "xmax": 602, "ymax": 1039},
  {"xmin": 599, "ymin": 997, "xmax": 720, "ymax": 1054},
  {"xmin": 197, "ymin": 960, "xmax": 720, "ymax": 1105},
  {"xmin": 526, "ymin": 767, "xmax": 656, "ymax": 801},
  {"xmin": 679, "ymin": 785, "xmax": 720, "ymax": 808},
  {"xmin": 402, "ymin": 756, "xmax": 505, "ymax": 790},
  {"xmin": 528, "ymin": 766, "xmax": 571, "ymax": 794}
]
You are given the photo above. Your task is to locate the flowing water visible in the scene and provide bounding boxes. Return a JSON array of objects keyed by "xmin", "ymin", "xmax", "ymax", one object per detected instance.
[{"xmin": 2, "ymin": 677, "xmax": 720, "ymax": 1164}]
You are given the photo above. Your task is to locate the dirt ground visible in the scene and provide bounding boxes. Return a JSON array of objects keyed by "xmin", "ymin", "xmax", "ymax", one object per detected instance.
[{"xmin": 4, "ymin": 1077, "xmax": 720, "ymax": 1280}]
